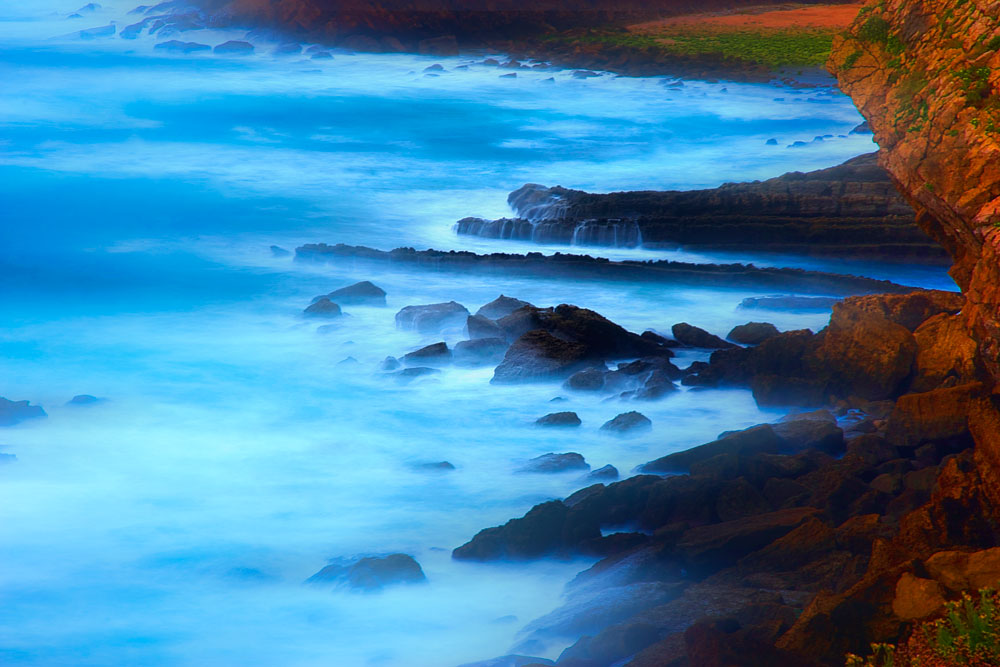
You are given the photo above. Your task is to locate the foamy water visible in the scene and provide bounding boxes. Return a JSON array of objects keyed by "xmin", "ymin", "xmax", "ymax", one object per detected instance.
[{"xmin": 0, "ymin": 2, "xmax": 951, "ymax": 665}]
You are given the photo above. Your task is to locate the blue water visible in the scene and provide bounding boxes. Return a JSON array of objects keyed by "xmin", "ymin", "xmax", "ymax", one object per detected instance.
[{"xmin": 0, "ymin": 3, "xmax": 952, "ymax": 666}]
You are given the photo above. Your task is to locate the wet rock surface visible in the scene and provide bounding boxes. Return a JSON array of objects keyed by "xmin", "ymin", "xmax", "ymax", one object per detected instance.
[{"xmin": 307, "ymin": 553, "xmax": 426, "ymax": 591}]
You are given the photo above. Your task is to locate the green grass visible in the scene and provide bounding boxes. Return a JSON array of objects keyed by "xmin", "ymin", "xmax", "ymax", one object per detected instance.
[{"xmin": 548, "ymin": 27, "xmax": 837, "ymax": 69}]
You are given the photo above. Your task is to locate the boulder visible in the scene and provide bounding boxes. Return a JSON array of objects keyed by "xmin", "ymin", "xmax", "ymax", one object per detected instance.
[
  {"xmin": 491, "ymin": 330, "xmax": 594, "ymax": 384},
  {"xmin": 476, "ymin": 295, "xmax": 533, "ymax": 320},
  {"xmin": 303, "ymin": 298, "xmax": 342, "ymax": 318},
  {"xmin": 885, "ymin": 382, "xmax": 980, "ymax": 448},
  {"xmin": 403, "ymin": 342, "xmax": 451, "ymax": 366},
  {"xmin": 0, "ymin": 398, "xmax": 47, "ymax": 427},
  {"xmin": 214, "ymin": 40, "xmax": 254, "ymax": 55},
  {"xmin": 307, "ymin": 553, "xmax": 426, "ymax": 591},
  {"xmin": 600, "ymin": 411, "xmax": 652, "ymax": 435},
  {"xmin": 396, "ymin": 301, "xmax": 469, "ymax": 334},
  {"xmin": 584, "ymin": 465, "xmax": 620, "ymax": 481},
  {"xmin": 564, "ymin": 367, "xmax": 606, "ymax": 391},
  {"xmin": 324, "ymin": 281, "xmax": 386, "ymax": 306},
  {"xmin": 535, "ymin": 412, "xmax": 582, "ymax": 428},
  {"xmin": 452, "ymin": 500, "xmax": 600, "ymax": 560},
  {"xmin": 672, "ymin": 323, "xmax": 737, "ymax": 349},
  {"xmin": 727, "ymin": 322, "xmax": 780, "ymax": 345},
  {"xmin": 518, "ymin": 452, "xmax": 589, "ymax": 474},
  {"xmin": 453, "ymin": 338, "xmax": 507, "ymax": 366},
  {"xmin": 497, "ymin": 305, "xmax": 670, "ymax": 358},
  {"xmin": 466, "ymin": 314, "xmax": 504, "ymax": 339}
]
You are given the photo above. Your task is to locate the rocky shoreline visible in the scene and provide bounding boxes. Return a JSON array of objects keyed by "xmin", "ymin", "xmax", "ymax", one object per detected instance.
[
  {"xmin": 294, "ymin": 243, "xmax": 915, "ymax": 296},
  {"xmin": 457, "ymin": 153, "xmax": 948, "ymax": 262}
]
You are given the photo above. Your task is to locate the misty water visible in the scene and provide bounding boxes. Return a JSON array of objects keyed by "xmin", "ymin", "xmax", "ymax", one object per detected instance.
[{"xmin": 0, "ymin": 3, "xmax": 954, "ymax": 666}]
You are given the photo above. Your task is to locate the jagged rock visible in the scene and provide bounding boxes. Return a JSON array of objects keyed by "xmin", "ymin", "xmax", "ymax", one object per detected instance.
[
  {"xmin": 270, "ymin": 245, "xmax": 290, "ymax": 257},
  {"xmin": 535, "ymin": 412, "xmax": 582, "ymax": 427},
  {"xmin": 671, "ymin": 323, "xmax": 736, "ymax": 349},
  {"xmin": 303, "ymin": 298, "xmax": 342, "ymax": 318},
  {"xmin": 214, "ymin": 40, "xmax": 254, "ymax": 55},
  {"xmin": 453, "ymin": 338, "xmax": 507, "ymax": 366},
  {"xmin": 396, "ymin": 301, "xmax": 469, "ymax": 333},
  {"xmin": 600, "ymin": 411, "xmax": 651, "ymax": 435},
  {"xmin": 476, "ymin": 295, "xmax": 533, "ymax": 320},
  {"xmin": 924, "ymin": 547, "xmax": 1000, "ymax": 593},
  {"xmin": 727, "ymin": 322, "xmax": 780, "ymax": 345},
  {"xmin": 324, "ymin": 281, "xmax": 386, "ymax": 305},
  {"xmin": 518, "ymin": 452, "xmax": 589, "ymax": 473},
  {"xmin": 67, "ymin": 394, "xmax": 101, "ymax": 405},
  {"xmin": 403, "ymin": 342, "xmax": 451, "ymax": 366},
  {"xmin": 307, "ymin": 553, "xmax": 426, "ymax": 590},
  {"xmin": 0, "ymin": 398, "xmax": 47, "ymax": 427},
  {"xmin": 413, "ymin": 461, "xmax": 455, "ymax": 471},
  {"xmin": 492, "ymin": 330, "xmax": 593, "ymax": 384},
  {"xmin": 466, "ymin": 314, "xmax": 504, "ymax": 339}
]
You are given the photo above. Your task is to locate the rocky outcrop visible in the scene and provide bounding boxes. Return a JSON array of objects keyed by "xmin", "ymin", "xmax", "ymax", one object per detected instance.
[
  {"xmin": 457, "ymin": 154, "xmax": 946, "ymax": 261},
  {"xmin": 296, "ymin": 244, "xmax": 915, "ymax": 296},
  {"xmin": 307, "ymin": 553, "xmax": 426, "ymax": 591},
  {"xmin": 0, "ymin": 398, "xmax": 47, "ymax": 427}
]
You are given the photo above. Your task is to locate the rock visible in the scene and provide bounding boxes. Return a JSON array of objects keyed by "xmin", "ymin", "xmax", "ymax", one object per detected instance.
[
  {"xmin": 885, "ymin": 382, "xmax": 980, "ymax": 448},
  {"xmin": 925, "ymin": 547, "xmax": 1000, "ymax": 593},
  {"xmin": 396, "ymin": 301, "xmax": 469, "ymax": 334},
  {"xmin": 67, "ymin": 394, "xmax": 101, "ymax": 406},
  {"xmin": 518, "ymin": 452, "xmax": 589, "ymax": 474},
  {"xmin": 391, "ymin": 367, "xmax": 440, "ymax": 383},
  {"xmin": 563, "ymin": 367, "xmax": 606, "ymax": 391},
  {"xmin": 535, "ymin": 412, "xmax": 582, "ymax": 428},
  {"xmin": 671, "ymin": 323, "xmax": 736, "ymax": 349},
  {"xmin": 456, "ymin": 656, "xmax": 553, "ymax": 667},
  {"xmin": 466, "ymin": 314, "xmax": 504, "ymax": 339},
  {"xmin": 379, "ymin": 356, "xmax": 400, "ymax": 371},
  {"xmin": 403, "ymin": 342, "xmax": 451, "ymax": 366},
  {"xmin": 891, "ymin": 573, "xmax": 945, "ymax": 620},
  {"xmin": 476, "ymin": 295, "xmax": 532, "ymax": 320},
  {"xmin": 641, "ymin": 424, "xmax": 785, "ymax": 473},
  {"xmin": 727, "ymin": 322, "xmax": 780, "ymax": 345},
  {"xmin": 325, "ymin": 281, "xmax": 386, "ymax": 306},
  {"xmin": 600, "ymin": 411, "xmax": 651, "ymax": 435},
  {"xmin": 214, "ymin": 40, "xmax": 254, "ymax": 55},
  {"xmin": 307, "ymin": 553, "xmax": 426, "ymax": 591},
  {"xmin": 413, "ymin": 461, "xmax": 455, "ymax": 471},
  {"xmin": 912, "ymin": 313, "xmax": 977, "ymax": 392},
  {"xmin": 155, "ymin": 40, "xmax": 210, "ymax": 54},
  {"xmin": 452, "ymin": 500, "xmax": 600, "ymax": 560},
  {"xmin": 0, "ymin": 398, "xmax": 47, "ymax": 427},
  {"xmin": 270, "ymin": 245, "xmax": 291, "ymax": 257},
  {"xmin": 453, "ymin": 338, "xmax": 507, "ymax": 366},
  {"xmin": 492, "ymin": 330, "xmax": 593, "ymax": 384},
  {"xmin": 584, "ymin": 465, "xmax": 619, "ymax": 481},
  {"xmin": 303, "ymin": 298, "xmax": 342, "ymax": 318}
]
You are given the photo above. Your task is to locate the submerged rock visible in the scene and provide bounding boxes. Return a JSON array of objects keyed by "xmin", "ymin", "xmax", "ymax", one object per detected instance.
[
  {"xmin": 600, "ymin": 411, "xmax": 652, "ymax": 435},
  {"xmin": 214, "ymin": 40, "xmax": 254, "ymax": 55},
  {"xmin": 270, "ymin": 245, "xmax": 291, "ymax": 257},
  {"xmin": 324, "ymin": 281, "xmax": 386, "ymax": 306},
  {"xmin": 584, "ymin": 464, "xmax": 620, "ymax": 481},
  {"xmin": 727, "ymin": 322, "xmax": 780, "ymax": 345},
  {"xmin": 671, "ymin": 322, "xmax": 736, "ymax": 349},
  {"xmin": 518, "ymin": 452, "xmax": 589, "ymax": 473},
  {"xmin": 492, "ymin": 330, "xmax": 593, "ymax": 383},
  {"xmin": 535, "ymin": 411, "xmax": 582, "ymax": 427},
  {"xmin": 303, "ymin": 298, "xmax": 342, "ymax": 318},
  {"xmin": 67, "ymin": 394, "xmax": 102, "ymax": 406},
  {"xmin": 396, "ymin": 301, "xmax": 469, "ymax": 334},
  {"xmin": 0, "ymin": 398, "xmax": 47, "ymax": 427},
  {"xmin": 307, "ymin": 553, "xmax": 426, "ymax": 591},
  {"xmin": 155, "ymin": 40, "xmax": 210, "ymax": 54},
  {"xmin": 403, "ymin": 342, "xmax": 451, "ymax": 366},
  {"xmin": 413, "ymin": 461, "xmax": 455, "ymax": 471},
  {"xmin": 453, "ymin": 338, "xmax": 507, "ymax": 366}
]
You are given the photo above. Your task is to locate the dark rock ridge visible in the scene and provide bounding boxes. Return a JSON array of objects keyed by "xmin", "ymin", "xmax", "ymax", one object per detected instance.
[
  {"xmin": 295, "ymin": 243, "xmax": 915, "ymax": 296},
  {"xmin": 455, "ymin": 154, "xmax": 947, "ymax": 262},
  {"xmin": 0, "ymin": 398, "xmax": 47, "ymax": 427}
]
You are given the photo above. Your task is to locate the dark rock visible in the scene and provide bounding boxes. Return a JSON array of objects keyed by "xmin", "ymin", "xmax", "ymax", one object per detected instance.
[
  {"xmin": 67, "ymin": 394, "xmax": 101, "ymax": 406},
  {"xmin": 518, "ymin": 452, "xmax": 589, "ymax": 473},
  {"xmin": 584, "ymin": 465, "xmax": 620, "ymax": 481},
  {"xmin": 454, "ymin": 338, "xmax": 507, "ymax": 366},
  {"xmin": 307, "ymin": 553, "xmax": 425, "ymax": 590},
  {"xmin": 535, "ymin": 412, "xmax": 582, "ymax": 427},
  {"xmin": 727, "ymin": 322, "xmax": 780, "ymax": 345},
  {"xmin": 467, "ymin": 313, "xmax": 504, "ymax": 339},
  {"xmin": 214, "ymin": 40, "xmax": 254, "ymax": 55},
  {"xmin": 564, "ymin": 367, "xmax": 606, "ymax": 391},
  {"xmin": 0, "ymin": 398, "xmax": 47, "ymax": 427},
  {"xmin": 477, "ymin": 295, "xmax": 533, "ymax": 320},
  {"xmin": 325, "ymin": 281, "xmax": 386, "ymax": 306},
  {"xmin": 155, "ymin": 40, "xmax": 210, "ymax": 54},
  {"xmin": 600, "ymin": 411, "xmax": 651, "ymax": 435},
  {"xmin": 396, "ymin": 301, "xmax": 469, "ymax": 333},
  {"xmin": 379, "ymin": 356, "xmax": 401, "ymax": 371},
  {"xmin": 303, "ymin": 297, "xmax": 342, "ymax": 318},
  {"xmin": 403, "ymin": 342, "xmax": 451, "ymax": 366},
  {"xmin": 672, "ymin": 323, "xmax": 736, "ymax": 349},
  {"xmin": 641, "ymin": 424, "xmax": 784, "ymax": 473},
  {"xmin": 492, "ymin": 330, "xmax": 593, "ymax": 384}
]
